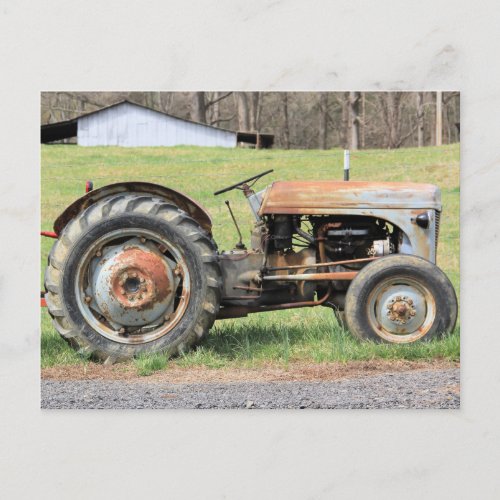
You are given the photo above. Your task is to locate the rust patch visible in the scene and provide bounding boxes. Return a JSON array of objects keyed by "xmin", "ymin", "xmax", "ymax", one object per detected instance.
[
  {"xmin": 53, "ymin": 182, "xmax": 213, "ymax": 235},
  {"xmin": 259, "ymin": 181, "xmax": 441, "ymax": 214},
  {"xmin": 108, "ymin": 246, "xmax": 171, "ymax": 312}
]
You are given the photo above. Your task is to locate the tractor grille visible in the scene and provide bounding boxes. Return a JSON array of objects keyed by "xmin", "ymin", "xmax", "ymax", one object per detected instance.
[{"xmin": 435, "ymin": 210, "xmax": 441, "ymax": 254}]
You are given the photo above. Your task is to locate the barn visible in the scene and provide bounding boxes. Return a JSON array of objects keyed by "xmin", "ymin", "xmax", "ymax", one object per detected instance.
[{"xmin": 41, "ymin": 100, "xmax": 274, "ymax": 148}]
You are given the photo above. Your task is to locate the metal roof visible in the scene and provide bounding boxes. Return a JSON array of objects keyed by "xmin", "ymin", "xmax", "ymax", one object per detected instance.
[{"xmin": 41, "ymin": 100, "xmax": 274, "ymax": 147}]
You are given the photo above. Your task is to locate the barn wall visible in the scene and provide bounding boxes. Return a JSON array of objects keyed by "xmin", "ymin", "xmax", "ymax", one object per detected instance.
[{"xmin": 77, "ymin": 102, "xmax": 237, "ymax": 147}]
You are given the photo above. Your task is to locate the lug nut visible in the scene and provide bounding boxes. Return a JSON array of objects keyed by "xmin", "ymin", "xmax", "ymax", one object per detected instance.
[
  {"xmin": 140, "ymin": 277, "xmax": 145, "ymax": 283},
  {"xmin": 120, "ymin": 288, "xmax": 126, "ymax": 295},
  {"xmin": 119, "ymin": 328, "xmax": 125, "ymax": 334},
  {"xmin": 84, "ymin": 296, "xmax": 92, "ymax": 304},
  {"xmin": 96, "ymin": 250, "xmax": 102, "ymax": 257},
  {"xmin": 140, "ymin": 237, "xmax": 146, "ymax": 243}
]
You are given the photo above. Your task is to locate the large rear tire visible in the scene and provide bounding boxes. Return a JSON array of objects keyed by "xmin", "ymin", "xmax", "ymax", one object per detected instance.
[
  {"xmin": 344, "ymin": 255, "xmax": 457, "ymax": 344},
  {"xmin": 44, "ymin": 194, "xmax": 221, "ymax": 362}
]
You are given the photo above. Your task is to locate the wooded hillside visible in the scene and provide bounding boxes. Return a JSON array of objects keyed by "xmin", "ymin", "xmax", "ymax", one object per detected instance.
[{"xmin": 41, "ymin": 91, "xmax": 459, "ymax": 150}]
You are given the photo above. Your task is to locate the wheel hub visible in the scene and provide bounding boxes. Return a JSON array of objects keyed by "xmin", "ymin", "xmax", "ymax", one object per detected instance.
[
  {"xmin": 386, "ymin": 296, "xmax": 417, "ymax": 325},
  {"xmin": 90, "ymin": 239, "xmax": 176, "ymax": 326},
  {"xmin": 376, "ymin": 284, "xmax": 428, "ymax": 335}
]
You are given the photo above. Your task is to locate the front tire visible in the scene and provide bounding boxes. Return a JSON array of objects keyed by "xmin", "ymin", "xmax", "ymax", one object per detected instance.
[
  {"xmin": 344, "ymin": 255, "xmax": 457, "ymax": 343},
  {"xmin": 44, "ymin": 194, "xmax": 221, "ymax": 362}
]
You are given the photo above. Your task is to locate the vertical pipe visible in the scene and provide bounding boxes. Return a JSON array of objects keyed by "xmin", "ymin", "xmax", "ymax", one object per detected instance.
[{"xmin": 344, "ymin": 149, "xmax": 350, "ymax": 181}]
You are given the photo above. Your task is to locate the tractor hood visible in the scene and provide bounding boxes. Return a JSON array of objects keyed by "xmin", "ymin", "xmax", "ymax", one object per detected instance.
[{"xmin": 259, "ymin": 181, "xmax": 441, "ymax": 214}]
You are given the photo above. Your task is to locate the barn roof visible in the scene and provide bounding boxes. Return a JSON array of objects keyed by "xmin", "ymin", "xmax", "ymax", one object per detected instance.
[{"xmin": 41, "ymin": 99, "xmax": 274, "ymax": 147}]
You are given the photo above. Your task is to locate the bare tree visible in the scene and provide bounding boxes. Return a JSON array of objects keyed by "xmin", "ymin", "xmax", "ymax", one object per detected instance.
[
  {"xmin": 435, "ymin": 91, "xmax": 442, "ymax": 146},
  {"xmin": 282, "ymin": 92, "xmax": 290, "ymax": 149},
  {"xmin": 417, "ymin": 92, "xmax": 425, "ymax": 147},
  {"xmin": 361, "ymin": 92, "xmax": 366, "ymax": 149},
  {"xmin": 235, "ymin": 92, "xmax": 250, "ymax": 131},
  {"xmin": 318, "ymin": 93, "xmax": 328, "ymax": 149},
  {"xmin": 378, "ymin": 92, "xmax": 417, "ymax": 149},
  {"xmin": 42, "ymin": 91, "xmax": 460, "ymax": 149},
  {"xmin": 348, "ymin": 91, "xmax": 361, "ymax": 150},
  {"xmin": 203, "ymin": 92, "xmax": 234, "ymax": 126},
  {"xmin": 248, "ymin": 92, "xmax": 261, "ymax": 131},
  {"xmin": 190, "ymin": 92, "xmax": 206, "ymax": 123}
]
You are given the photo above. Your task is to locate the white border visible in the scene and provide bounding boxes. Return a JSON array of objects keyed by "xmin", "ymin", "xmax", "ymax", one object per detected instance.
[{"xmin": 1, "ymin": 1, "xmax": 497, "ymax": 498}]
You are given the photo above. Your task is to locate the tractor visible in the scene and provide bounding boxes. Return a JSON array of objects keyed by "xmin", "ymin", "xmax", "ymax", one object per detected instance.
[{"xmin": 43, "ymin": 169, "xmax": 457, "ymax": 362}]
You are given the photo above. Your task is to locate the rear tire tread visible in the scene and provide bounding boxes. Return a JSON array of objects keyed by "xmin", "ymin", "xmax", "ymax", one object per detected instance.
[{"xmin": 44, "ymin": 194, "xmax": 222, "ymax": 362}]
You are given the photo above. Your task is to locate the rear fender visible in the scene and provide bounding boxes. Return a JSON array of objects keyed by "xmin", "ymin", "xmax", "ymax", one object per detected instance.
[{"xmin": 53, "ymin": 182, "xmax": 213, "ymax": 235}]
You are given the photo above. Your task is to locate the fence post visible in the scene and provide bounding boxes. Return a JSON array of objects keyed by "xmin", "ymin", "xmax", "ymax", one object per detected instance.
[{"xmin": 344, "ymin": 149, "xmax": 350, "ymax": 181}]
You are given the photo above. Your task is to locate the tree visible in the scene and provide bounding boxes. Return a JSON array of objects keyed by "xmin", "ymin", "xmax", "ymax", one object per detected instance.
[
  {"xmin": 318, "ymin": 93, "xmax": 328, "ymax": 149},
  {"xmin": 235, "ymin": 92, "xmax": 250, "ymax": 131},
  {"xmin": 377, "ymin": 92, "xmax": 417, "ymax": 149},
  {"xmin": 41, "ymin": 91, "xmax": 460, "ymax": 149},
  {"xmin": 435, "ymin": 91, "xmax": 442, "ymax": 146},
  {"xmin": 348, "ymin": 91, "xmax": 361, "ymax": 150},
  {"xmin": 281, "ymin": 92, "xmax": 290, "ymax": 149},
  {"xmin": 190, "ymin": 92, "xmax": 206, "ymax": 123},
  {"xmin": 417, "ymin": 92, "xmax": 425, "ymax": 147}
]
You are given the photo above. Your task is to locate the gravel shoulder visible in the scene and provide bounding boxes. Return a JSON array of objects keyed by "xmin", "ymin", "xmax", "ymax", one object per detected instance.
[{"xmin": 41, "ymin": 364, "xmax": 460, "ymax": 409}]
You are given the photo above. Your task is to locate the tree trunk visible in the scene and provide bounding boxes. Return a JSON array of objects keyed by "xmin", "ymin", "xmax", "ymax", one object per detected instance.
[
  {"xmin": 361, "ymin": 92, "xmax": 366, "ymax": 149},
  {"xmin": 282, "ymin": 92, "xmax": 290, "ymax": 149},
  {"xmin": 318, "ymin": 93, "xmax": 328, "ymax": 149},
  {"xmin": 435, "ymin": 91, "xmax": 442, "ymax": 146},
  {"xmin": 337, "ymin": 93, "xmax": 349, "ymax": 149},
  {"xmin": 249, "ymin": 92, "xmax": 261, "ymax": 131},
  {"xmin": 235, "ymin": 92, "xmax": 250, "ymax": 131},
  {"xmin": 349, "ymin": 91, "xmax": 360, "ymax": 150},
  {"xmin": 378, "ymin": 92, "xmax": 403, "ymax": 148},
  {"xmin": 190, "ymin": 92, "xmax": 206, "ymax": 123},
  {"xmin": 417, "ymin": 92, "xmax": 425, "ymax": 147},
  {"xmin": 210, "ymin": 92, "xmax": 220, "ymax": 126}
]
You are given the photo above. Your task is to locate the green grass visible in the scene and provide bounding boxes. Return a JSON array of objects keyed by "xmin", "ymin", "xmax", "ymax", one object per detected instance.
[
  {"xmin": 41, "ymin": 144, "xmax": 460, "ymax": 372},
  {"xmin": 134, "ymin": 353, "xmax": 169, "ymax": 376}
]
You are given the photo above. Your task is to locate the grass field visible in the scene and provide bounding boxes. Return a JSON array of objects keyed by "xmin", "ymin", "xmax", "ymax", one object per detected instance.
[{"xmin": 41, "ymin": 144, "xmax": 460, "ymax": 374}]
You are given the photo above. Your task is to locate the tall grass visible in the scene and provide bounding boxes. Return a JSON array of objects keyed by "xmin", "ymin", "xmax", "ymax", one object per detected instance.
[{"xmin": 41, "ymin": 144, "xmax": 460, "ymax": 371}]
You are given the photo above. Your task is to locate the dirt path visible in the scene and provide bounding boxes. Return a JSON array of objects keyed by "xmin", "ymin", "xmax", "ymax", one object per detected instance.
[
  {"xmin": 42, "ymin": 359, "xmax": 457, "ymax": 383},
  {"xmin": 41, "ymin": 360, "xmax": 459, "ymax": 409}
]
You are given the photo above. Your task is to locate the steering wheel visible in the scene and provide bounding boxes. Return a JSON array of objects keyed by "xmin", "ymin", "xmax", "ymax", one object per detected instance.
[{"xmin": 213, "ymin": 169, "xmax": 274, "ymax": 196}]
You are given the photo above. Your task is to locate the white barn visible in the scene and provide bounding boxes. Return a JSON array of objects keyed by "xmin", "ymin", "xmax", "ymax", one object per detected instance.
[
  {"xmin": 78, "ymin": 101, "xmax": 236, "ymax": 147},
  {"xmin": 42, "ymin": 100, "xmax": 275, "ymax": 148}
]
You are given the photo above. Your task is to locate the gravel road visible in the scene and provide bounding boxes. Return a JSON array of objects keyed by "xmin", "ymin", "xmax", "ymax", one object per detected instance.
[{"xmin": 41, "ymin": 368, "xmax": 459, "ymax": 409}]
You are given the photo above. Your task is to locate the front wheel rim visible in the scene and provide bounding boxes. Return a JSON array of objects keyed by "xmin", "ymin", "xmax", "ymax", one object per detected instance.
[
  {"xmin": 74, "ymin": 228, "xmax": 191, "ymax": 345},
  {"xmin": 366, "ymin": 276, "xmax": 436, "ymax": 343}
]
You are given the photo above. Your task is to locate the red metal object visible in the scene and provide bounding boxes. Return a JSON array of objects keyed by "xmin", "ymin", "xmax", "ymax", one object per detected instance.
[
  {"xmin": 41, "ymin": 231, "xmax": 58, "ymax": 238},
  {"xmin": 85, "ymin": 180, "xmax": 94, "ymax": 193}
]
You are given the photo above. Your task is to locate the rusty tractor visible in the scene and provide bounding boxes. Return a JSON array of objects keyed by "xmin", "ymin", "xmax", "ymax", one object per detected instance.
[{"xmin": 43, "ymin": 170, "xmax": 457, "ymax": 362}]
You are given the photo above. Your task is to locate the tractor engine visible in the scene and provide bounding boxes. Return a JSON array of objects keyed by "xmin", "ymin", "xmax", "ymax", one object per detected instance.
[{"xmin": 311, "ymin": 217, "xmax": 395, "ymax": 262}]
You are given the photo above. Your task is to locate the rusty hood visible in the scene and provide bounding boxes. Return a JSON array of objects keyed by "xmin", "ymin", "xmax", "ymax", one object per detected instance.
[{"xmin": 259, "ymin": 181, "xmax": 441, "ymax": 214}]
